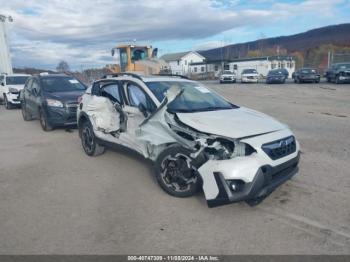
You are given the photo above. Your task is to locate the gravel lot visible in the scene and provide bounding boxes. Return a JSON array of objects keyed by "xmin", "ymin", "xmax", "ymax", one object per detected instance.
[{"xmin": 0, "ymin": 80, "xmax": 349, "ymax": 255}]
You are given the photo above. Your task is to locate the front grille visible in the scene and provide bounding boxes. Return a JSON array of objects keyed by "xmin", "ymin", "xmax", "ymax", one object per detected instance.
[
  {"xmin": 262, "ymin": 136, "xmax": 296, "ymax": 160},
  {"xmin": 66, "ymin": 102, "xmax": 78, "ymax": 113},
  {"xmin": 224, "ymin": 77, "xmax": 232, "ymax": 80}
]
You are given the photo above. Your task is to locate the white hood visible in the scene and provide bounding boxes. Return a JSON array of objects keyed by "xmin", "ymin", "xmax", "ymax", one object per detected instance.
[
  {"xmin": 176, "ymin": 107, "xmax": 287, "ymax": 139},
  {"xmin": 6, "ymin": 84, "xmax": 25, "ymax": 92},
  {"xmin": 242, "ymin": 73, "xmax": 258, "ymax": 77}
]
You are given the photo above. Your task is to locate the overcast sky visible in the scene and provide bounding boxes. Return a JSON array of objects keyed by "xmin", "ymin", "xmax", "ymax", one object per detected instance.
[{"xmin": 1, "ymin": 0, "xmax": 349, "ymax": 70}]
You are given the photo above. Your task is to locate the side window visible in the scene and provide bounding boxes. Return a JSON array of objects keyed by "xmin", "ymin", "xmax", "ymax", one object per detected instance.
[
  {"xmin": 128, "ymin": 84, "xmax": 147, "ymax": 107},
  {"xmin": 31, "ymin": 80, "xmax": 40, "ymax": 95},
  {"xmin": 101, "ymin": 83, "xmax": 121, "ymax": 104},
  {"xmin": 126, "ymin": 83, "xmax": 155, "ymax": 112},
  {"xmin": 26, "ymin": 79, "xmax": 33, "ymax": 91}
]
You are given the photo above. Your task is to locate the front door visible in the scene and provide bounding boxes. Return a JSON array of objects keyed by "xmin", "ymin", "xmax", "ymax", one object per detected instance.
[{"xmin": 117, "ymin": 81, "xmax": 157, "ymax": 154}]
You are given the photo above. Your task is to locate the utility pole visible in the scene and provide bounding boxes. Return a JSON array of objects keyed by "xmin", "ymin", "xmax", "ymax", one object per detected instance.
[
  {"xmin": 327, "ymin": 51, "xmax": 331, "ymax": 67},
  {"xmin": 0, "ymin": 14, "xmax": 13, "ymax": 74}
]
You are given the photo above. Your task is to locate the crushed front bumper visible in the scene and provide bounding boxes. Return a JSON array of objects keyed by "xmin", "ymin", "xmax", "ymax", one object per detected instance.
[{"xmin": 202, "ymin": 153, "xmax": 300, "ymax": 208}]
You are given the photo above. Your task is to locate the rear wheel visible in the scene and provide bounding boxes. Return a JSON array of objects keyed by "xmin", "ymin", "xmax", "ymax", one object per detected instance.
[
  {"xmin": 80, "ymin": 120, "xmax": 106, "ymax": 156},
  {"xmin": 155, "ymin": 146, "xmax": 200, "ymax": 198},
  {"xmin": 39, "ymin": 108, "xmax": 53, "ymax": 131}
]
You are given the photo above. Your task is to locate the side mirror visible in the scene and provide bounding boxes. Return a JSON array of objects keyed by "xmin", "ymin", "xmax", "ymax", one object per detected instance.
[
  {"xmin": 1, "ymin": 82, "xmax": 4, "ymax": 86},
  {"xmin": 138, "ymin": 103, "xmax": 148, "ymax": 118}
]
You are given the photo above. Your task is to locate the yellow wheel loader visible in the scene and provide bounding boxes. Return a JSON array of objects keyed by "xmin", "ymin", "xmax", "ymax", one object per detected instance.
[{"xmin": 111, "ymin": 44, "xmax": 170, "ymax": 75}]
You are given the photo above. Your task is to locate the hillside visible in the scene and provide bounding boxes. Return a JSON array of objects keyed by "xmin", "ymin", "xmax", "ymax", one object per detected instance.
[{"xmin": 199, "ymin": 23, "xmax": 350, "ymax": 66}]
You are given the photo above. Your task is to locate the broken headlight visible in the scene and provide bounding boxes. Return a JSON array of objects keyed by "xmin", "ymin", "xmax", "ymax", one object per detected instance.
[{"xmin": 204, "ymin": 138, "xmax": 255, "ymax": 160}]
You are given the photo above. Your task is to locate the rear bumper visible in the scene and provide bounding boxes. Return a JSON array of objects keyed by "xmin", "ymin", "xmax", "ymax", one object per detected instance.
[{"xmin": 206, "ymin": 152, "xmax": 300, "ymax": 208}]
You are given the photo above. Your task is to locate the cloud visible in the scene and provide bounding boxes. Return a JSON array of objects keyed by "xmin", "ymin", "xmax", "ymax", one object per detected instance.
[{"xmin": 0, "ymin": 0, "xmax": 347, "ymax": 69}]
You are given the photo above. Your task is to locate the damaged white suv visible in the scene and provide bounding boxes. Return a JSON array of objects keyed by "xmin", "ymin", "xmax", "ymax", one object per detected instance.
[{"xmin": 77, "ymin": 74, "xmax": 300, "ymax": 207}]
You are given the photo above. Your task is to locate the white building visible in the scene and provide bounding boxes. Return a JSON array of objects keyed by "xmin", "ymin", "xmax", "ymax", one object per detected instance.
[
  {"xmin": 0, "ymin": 15, "xmax": 13, "ymax": 74},
  {"xmin": 189, "ymin": 56, "xmax": 295, "ymax": 79},
  {"xmin": 161, "ymin": 51, "xmax": 205, "ymax": 75},
  {"xmin": 229, "ymin": 56, "xmax": 295, "ymax": 78}
]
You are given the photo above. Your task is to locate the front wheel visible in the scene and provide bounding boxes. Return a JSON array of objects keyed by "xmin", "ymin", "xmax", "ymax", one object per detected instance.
[
  {"xmin": 335, "ymin": 75, "xmax": 341, "ymax": 84},
  {"xmin": 80, "ymin": 120, "xmax": 106, "ymax": 156},
  {"xmin": 21, "ymin": 101, "xmax": 32, "ymax": 121},
  {"xmin": 39, "ymin": 108, "xmax": 53, "ymax": 131},
  {"xmin": 4, "ymin": 95, "xmax": 12, "ymax": 110},
  {"xmin": 155, "ymin": 146, "xmax": 200, "ymax": 198}
]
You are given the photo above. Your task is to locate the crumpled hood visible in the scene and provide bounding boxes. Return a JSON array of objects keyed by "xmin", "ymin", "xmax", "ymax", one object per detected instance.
[{"xmin": 176, "ymin": 107, "xmax": 287, "ymax": 139}]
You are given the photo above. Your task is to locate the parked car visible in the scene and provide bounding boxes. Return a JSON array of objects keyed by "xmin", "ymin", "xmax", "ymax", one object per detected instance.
[
  {"xmin": 77, "ymin": 73, "xmax": 300, "ymax": 208},
  {"xmin": 20, "ymin": 73, "xmax": 86, "ymax": 131},
  {"xmin": 279, "ymin": 68, "xmax": 289, "ymax": 79},
  {"xmin": 241, "ymin": 69, "xmax": 259, "ymax": 83},
  {"xmin": 266, "ymin": 69, "xmax": 286, "ymax": 84},
  {"xmin": 0, "ymin": 73, "xmax": 31, "ymax": 109},
  {"xmin": 292, "ymin": 68, "xmax": 320, "ymax": 83},
  {"xmin": 219, "ymin": 70, "xmax": 236, "ymax": 83},
  {"xmin": 324, "ymin": 63, "xmax": 350, "ymax": 84}
]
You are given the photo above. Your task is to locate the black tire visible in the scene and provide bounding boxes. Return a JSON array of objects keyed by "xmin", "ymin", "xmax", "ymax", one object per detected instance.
[
  {"xmin": 39, "ymin": 108, "xmax": 53, "ymax": 131},
  {"xmin": 21, "ymin": 101, "xmax": 32, "ymax": 121},
  {"xmin": 80, "ymin": 120, "xmax": 106, "ymax": 156},
  {"xmin": 4, "ymin": 95, "xmax": 12, "ymax": 110},
  {"xmin": 154, "ymin": 145, "xmax": 200, "ymax": 198}
]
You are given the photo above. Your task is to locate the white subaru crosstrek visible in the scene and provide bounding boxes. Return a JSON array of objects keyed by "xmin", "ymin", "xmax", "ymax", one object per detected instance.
[
  {"xmin": 0, "ymin": 73, "xmax": 31, "ymax": 109},
  {"xmin": 77, "ymin": 73, "xmax": 300, "ymax": 207}
]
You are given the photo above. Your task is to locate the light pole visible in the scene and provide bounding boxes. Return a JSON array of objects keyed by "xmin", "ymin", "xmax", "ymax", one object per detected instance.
[{"xmin": 0, "ymin": 14, "xmax": 13, "ymax": 74}]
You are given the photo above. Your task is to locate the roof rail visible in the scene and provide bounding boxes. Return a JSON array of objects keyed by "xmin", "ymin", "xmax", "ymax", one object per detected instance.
[
  {"xmin": 152, "ymin": 74, "xmax": 189, "ymax": 79},
  {"xmin": 102, "ymin": 73, "xmax": 143, "ymax": 80}
]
